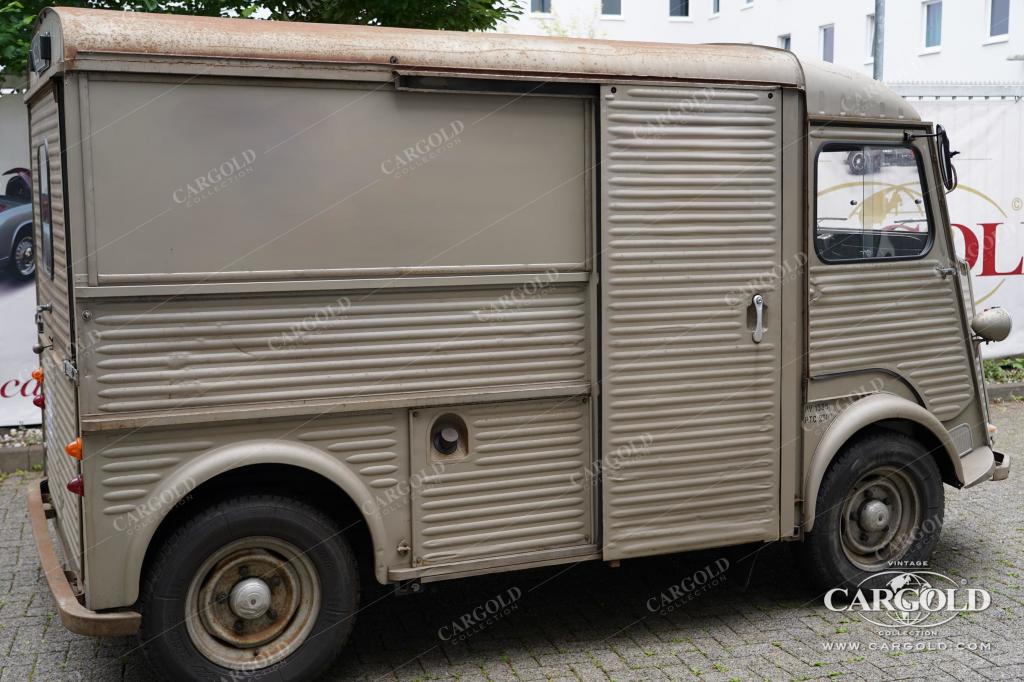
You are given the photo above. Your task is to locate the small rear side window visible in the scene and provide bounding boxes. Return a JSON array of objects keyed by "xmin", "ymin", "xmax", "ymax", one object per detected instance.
[
  {"xmin": 815, "ymin": 143, "xmax": 933, "ymax": 263},
  {"xmin": 37, "ymin": 142, "xmax": 54, "ymax": 279}
]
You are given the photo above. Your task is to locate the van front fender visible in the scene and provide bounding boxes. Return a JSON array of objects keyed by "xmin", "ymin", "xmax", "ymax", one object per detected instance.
[
  {"xmin": 802, "ymin": 393, "xmax": 962, "ymax": 531},
  {"xmin": 119, "ymin": 439, "xmax": 389, "ymax": 607}
]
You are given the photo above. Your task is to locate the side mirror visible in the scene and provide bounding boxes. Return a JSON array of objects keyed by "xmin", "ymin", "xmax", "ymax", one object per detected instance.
[
  {"xmin": 936, "ymin": 125, "xmax": 958, "ymax": 192},
  {"xmin": 971, "ymin": 307, "xmax": 1012, "ymax": 343}
]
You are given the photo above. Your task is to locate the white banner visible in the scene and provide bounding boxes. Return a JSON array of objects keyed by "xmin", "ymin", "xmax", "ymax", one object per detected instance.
[
  {"xmin": 911, "ymin": 98, "xmax": 1024, "ymax": 359},
  {"xmin": 0, "ymin": 274, "xmax": 40, "ymax": 426}
]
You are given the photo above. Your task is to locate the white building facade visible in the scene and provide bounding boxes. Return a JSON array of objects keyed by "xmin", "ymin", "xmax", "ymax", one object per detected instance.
[{"xmin": 503, "ymin": 0, "xmax": 1024, "ymax": 88}]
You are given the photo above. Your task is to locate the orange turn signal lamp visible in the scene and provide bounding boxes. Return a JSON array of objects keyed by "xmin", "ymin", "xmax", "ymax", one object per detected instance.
[
  {"xmin": 65, "ymin": 437, "xmax": 83, "ymax": 461},
  {"xmin": 31, "ymin": 367, "xmax": 44, "ymax": 382}
]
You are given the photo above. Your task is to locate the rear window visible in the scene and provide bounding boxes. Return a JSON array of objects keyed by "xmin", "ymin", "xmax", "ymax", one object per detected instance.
[
  {"xmin": 37, "ymin": 143, "xmax": 53, "ymax": 279},
  {"xmin": 815, "ymin": 143, "xmax": 933, "ymax": 262}
]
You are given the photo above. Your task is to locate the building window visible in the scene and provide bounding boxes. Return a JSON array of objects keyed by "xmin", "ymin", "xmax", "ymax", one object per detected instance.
[
  {"xmin": 602, "ymin": 0, "xmax": 621, "ymax": 15},
  {"xmin": 820, "ymin": 24, "xmax": 835, "ymax": 63},
  {"xmin": 865, "ymin": 14, "xmax": 875, "ymax": 60},
  {"xmin": 712, "ymin": 0, "xmax": 721, "ymax": 14},
  {"xmin": 531, "ymin": 0, "xmax": 552, "ymax": 13},
  {"xmin": 924, "ymin": 1, "xmax": 942, "ymax": 48},
  {"xmin": 778, "ymin": 34, "xmax": 791, "ymax": 50},
  {"xmin": 990, "ymin": 0, "xmax": 1010, "ymax": 37},
  {"xmin": 670, "ymin": 0, "xmax": 689, "ymax": 17},
  {"xmin": 815, "ymin": 144, "xmax": 933, "ymax": 262}
]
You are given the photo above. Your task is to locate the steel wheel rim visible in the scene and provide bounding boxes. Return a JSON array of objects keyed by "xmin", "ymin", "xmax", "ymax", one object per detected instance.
[
  {"xmin": 185, "ymin": 536, "xmax": 321, "ymax": 671},
  {"xmin": 840, "ymin": 465, "xmax": 921, "ymax": 571},
  {"xmin": 14, "ymin": 236, "xmax": 34, "ymax": 277}
]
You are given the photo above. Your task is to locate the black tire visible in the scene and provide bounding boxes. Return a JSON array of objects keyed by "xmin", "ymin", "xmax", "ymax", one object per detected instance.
[
  {"xmin": 138, "ymin": 494, "xmax": 359, "ymax": 681},
  {"xmin": 10, "ymin": 228, "xmax": 34, "ymax": 280},
  {"xmin": 802, "ymin": 431, "xmax": 944, "ymax": 591}
]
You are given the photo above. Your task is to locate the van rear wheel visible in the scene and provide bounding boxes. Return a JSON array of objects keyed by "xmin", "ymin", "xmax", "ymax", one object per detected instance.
[
  {"xmin": 803, "ymin": 432, "xmax": 944, "ymax": 591},
  {"xmin": 138, "ymin": 494, "xmax": 358, "ymax": 680}
]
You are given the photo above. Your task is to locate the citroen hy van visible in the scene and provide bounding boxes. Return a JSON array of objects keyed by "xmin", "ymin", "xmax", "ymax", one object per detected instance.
[{"xmin": 24, "ymin": 7, "xmax": 1012, "ymax": 679}]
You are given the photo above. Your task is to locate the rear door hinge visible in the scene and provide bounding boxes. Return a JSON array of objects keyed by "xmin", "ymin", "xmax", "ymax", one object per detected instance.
[{"xmin": 62, "ymin": 359, "xmax": 79, "ymax": 384}]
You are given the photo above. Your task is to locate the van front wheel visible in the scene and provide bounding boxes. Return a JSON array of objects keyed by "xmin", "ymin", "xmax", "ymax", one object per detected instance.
[
  {"xmin": 138, "ymin": 495, "xmax": 358, "ymax": 681},
  {"xmin": 803, "ymin": 432, "xmax": 944, "ymax": 591}
]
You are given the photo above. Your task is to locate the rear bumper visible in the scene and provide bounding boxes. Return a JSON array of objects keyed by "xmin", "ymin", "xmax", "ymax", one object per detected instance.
[
  {"xmin": 26, "ymin": 478, "xmax": 141, "ymax": 637},
  {"xmin": 960, "ymin": 445, "xmax": 1011, "ymax": 488},
  {"xmin": 992, "ymin": 450, "xmax": 1011, "ymax": 481}
]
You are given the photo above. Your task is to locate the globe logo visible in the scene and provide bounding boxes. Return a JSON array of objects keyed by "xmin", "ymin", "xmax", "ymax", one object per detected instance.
[{"xmin": 881, "ymin": 573, "xmax": 936, "ymax": 627}]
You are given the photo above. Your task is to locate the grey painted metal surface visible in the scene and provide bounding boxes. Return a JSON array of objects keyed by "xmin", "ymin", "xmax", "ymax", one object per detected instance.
[
  {"xmin": 410, "ymin": 398, "xmax": 594, "ymax": 566},
  {"xmin": 80, "ymin": 285, "xmax": 590, "ymax": 419},
  {"xmin": 808, "ymin": 259, "xmax": 975, "ymax": 421},
  {"xmin": 599, "ymin": 84, "xmax": 783, "ymax": 559},
  {"xmin": 29, "ymin": 85, "xmax": 83, "ymax": 577},
  {"xmin": 80, "ymin": 79, "xmax": 587, "ymax": 287}
]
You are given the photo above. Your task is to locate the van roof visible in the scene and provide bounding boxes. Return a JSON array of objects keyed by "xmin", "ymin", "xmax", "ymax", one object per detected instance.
[{"xmin": 31, "ymin": 7, "xmax": 919, "ymax": 122}]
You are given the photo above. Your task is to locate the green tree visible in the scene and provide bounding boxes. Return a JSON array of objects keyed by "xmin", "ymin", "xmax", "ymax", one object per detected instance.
[{"xmin": 0, "ymin": 0, "xmax": 522, "ymax": 88}]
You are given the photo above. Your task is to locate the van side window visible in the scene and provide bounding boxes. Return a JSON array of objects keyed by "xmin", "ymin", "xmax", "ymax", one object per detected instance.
[
  {"xmin": 37, "ymin": 142, "xmax": 54, "ymax": 279},
  {"xmin": 815, "ymin": 143, "xmax": 932, "ymax": 262}
]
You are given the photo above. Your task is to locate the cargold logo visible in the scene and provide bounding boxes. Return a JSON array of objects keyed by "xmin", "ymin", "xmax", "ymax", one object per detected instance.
[{"xmin": 824, "ymin": 570, "xmax": 991, "ymax": 629}]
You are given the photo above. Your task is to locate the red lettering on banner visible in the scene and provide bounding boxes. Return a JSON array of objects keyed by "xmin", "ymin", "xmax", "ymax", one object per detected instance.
[
  {"xmin": 980, "ymin": 223, "xmax": 1023, "ymax": 276},
  {"xmin": 0, "ymin": 380, "xmax": 21, "ymax": 399},
  {"xmin": 951, "ymin": 223, "xmax": 980, "ymax": 269},
  {"xmin": 21, "ymin": 379, "xmax": 40, "ymax": 397}
]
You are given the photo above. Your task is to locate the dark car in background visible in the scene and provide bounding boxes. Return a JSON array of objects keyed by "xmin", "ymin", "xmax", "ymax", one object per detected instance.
[{"xmin": 0, "ymin": 168, "xmax": 34, "ymax": 280}]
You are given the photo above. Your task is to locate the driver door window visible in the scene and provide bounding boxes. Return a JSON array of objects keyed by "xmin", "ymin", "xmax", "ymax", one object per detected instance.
[{"xmin": 815, "ymin": 143, "xmax": 932, "ymax": 262}]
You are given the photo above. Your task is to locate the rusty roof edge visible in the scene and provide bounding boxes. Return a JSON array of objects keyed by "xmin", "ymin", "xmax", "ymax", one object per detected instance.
[
  {"xmin": 33, "ymin": 7, "xmax": 918, "ymax": 122},
  {"xmin": 45, "ymin": 6, "xmax": 806, "ymax": 88}
]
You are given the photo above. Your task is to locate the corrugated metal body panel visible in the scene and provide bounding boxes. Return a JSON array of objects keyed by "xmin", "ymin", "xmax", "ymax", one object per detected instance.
[
  {"xmin": 599, "ymin": 85, "xmax": 783, "ymax": 560},
  {"xmin": 80, "ymin": 285, "xmax": 588, "ymax": 417},
  {"xmin": 82, "ymin": 410, "xmax": 411, "ymax": 609},
  {"xmin": 92, "ymin": 412, "xmax": 407, "ymax": 516},
  {"xmin": 30, "ymin": 85, "xmax": 83, "ymax": 571},
  {"xmin": 808, "ymin": 260, "xmax": 975, "ymax": 421},
  {"xmin": 411, "ymin": 398, "xmax": 593, "ymax": 565}
]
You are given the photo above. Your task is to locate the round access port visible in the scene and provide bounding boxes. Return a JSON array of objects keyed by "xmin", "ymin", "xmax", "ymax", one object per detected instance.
[{"xmin": 430, "ymin": 414, "xmax": 468, "ymax": 460}]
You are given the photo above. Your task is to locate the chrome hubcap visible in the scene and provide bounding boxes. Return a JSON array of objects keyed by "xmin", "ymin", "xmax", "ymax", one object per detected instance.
[
  {"xmin": 230, "ymin": 578, "xmax": 272, "ymax": 620},
  {"xmin": 14, "ymin": 237, "xmax": 34, "ymax": 276}
]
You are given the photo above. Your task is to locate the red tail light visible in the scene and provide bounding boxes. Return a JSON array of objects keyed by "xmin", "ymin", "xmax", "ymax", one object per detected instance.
[
  {"xmin": 33, "ymin": 395, "xmax": 45, "ymax": 409},
  {"xmin": 67, "ymin": 475, "xmax": 84, "ymax": 497}
]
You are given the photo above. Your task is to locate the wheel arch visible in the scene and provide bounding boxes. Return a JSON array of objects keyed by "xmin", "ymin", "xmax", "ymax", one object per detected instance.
[
  {"xmin": 125, "ymin": 440, "xmax": 389, "ymax": 607},
  {"xmin": 802, "ymin": 393, "xmax": 962, "ymax": 531},
  {"xmin": 8, "ymin": 220, "xmax": 32, "ymax": 257}
]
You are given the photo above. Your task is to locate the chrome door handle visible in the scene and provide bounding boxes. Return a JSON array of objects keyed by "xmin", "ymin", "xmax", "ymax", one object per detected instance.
[
  {"xmin": 752, "ymin": 294, "xmax": 765, "ymax": 344},
  {"xmin": 936, "ymin": 264, "xmax": 957, "ymax": 279}
]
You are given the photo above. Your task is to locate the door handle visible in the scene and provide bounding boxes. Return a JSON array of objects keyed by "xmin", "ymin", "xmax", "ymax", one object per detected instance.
[
  {"xmin": 752, "ymin": 294, "xmax": 765, "ymax": 344},
  {"xmin": 935, "ymin": 264, "xmax": 957, "ymax": 279}
]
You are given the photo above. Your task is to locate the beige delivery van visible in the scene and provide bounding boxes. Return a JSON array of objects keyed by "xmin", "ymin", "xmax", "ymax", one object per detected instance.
[{"xmin": 23, "ymin": 7, "xmax": 1011, "ymax": 679}]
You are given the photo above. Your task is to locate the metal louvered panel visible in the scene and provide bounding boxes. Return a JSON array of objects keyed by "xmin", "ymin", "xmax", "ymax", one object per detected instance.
[
  {"xmin": 81, "ymin": 284, "xmax": 588, "ymax": 417},
  {"xmin": 31, "ymin": 85, "xmax": 83, "ymax": 572},
  {"xmin": 599, "ymin": 85, "xmax": 783, "ymax": 560},
  {"xmin": 411, "ymin": 398, "xmax": 592, "ymax": 565},
  {"xmin": 808, "ymin": 260, "xmax": 975, "ymax": 421}
]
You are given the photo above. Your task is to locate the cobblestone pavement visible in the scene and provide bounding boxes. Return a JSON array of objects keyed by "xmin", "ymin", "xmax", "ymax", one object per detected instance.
[{"xmin": 2, "ymin": 402, "xmax": 1022, "ymax": 681}]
